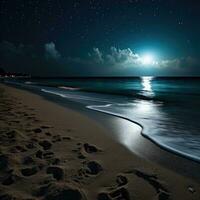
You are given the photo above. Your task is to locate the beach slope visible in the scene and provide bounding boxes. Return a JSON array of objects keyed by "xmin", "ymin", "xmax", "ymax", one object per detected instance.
[{"xmin": 0, "ymin": 84, "xmax": 199, "ymax": 200}]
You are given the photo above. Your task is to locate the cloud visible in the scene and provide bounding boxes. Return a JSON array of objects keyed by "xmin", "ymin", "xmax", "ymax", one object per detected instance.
[
  {"xmin": 88, "ymin": 48, "xmax": 104, "ymax": 64},
  {"xmin": 107, "ymin": 47, "xmax": 141, "ymax": 66},
  {"xmin": 86, "ymin": 47, "xmax": 140, "ymax": 67},
  {"xmin": 74, "ymin": 47, "xmax": 200, "ymax": 75},
  {"xmin": 156, "ymin": 56, "xmax": 200, "ymax": 76},
  {"xmin": 0, "ymin": 41, "xmax": 65, "ymax": 76},
  {"xmin": 45, "ymin": 42, "xmax": 61, "ymax": 60},
  {"xmin": 0, "ymin": 41, "xmax": 199, "ymax": 76},
  {"xmin": 66, "ymin": 46, "xmax": 141, "ymax": 75},
  {"xmin": 159, "ymin": 57, "xmax": 198, "ymax": 68}
]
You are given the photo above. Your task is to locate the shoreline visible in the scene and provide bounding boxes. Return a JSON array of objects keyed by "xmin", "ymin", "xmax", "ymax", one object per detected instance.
[
  {"xmin": 6, "ymin": 79, "xmax": 200, "ymax": 165},
  {"xmin": 5, "ymin": 81, "xmax": 200, "ymax": 180},
  {"xmin": 0, "ymin": 83, "xmax": 200, "ymax": 199},
  {"xmin": 87, "ymin": 105, "xmax": 200, "ymax": 167},
  {"xmin": 88, "ymin": 109, "xmax": 200, "ymax": 181}
]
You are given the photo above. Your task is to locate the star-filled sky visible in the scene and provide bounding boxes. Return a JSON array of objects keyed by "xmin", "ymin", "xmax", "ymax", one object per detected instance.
[{"xmin": 0, "ymin": 0, "xmax": 200, "ymax": 76}]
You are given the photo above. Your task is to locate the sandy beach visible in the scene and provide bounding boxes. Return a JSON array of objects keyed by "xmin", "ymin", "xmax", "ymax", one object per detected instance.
[{"xmin": 0, "ymin": 83, "xmax": 199, "ymax": 200}]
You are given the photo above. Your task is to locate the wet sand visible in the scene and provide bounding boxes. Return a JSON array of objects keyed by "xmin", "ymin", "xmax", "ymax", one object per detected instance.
[{"xmin": 0, "ymin": 83, "xmax": 200, "ymax": 200}]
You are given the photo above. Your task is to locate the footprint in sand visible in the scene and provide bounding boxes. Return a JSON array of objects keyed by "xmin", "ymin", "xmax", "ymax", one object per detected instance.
[
  {"xmin": 0, "ymin": 154, "xmax": 9, "ymax": 171},
  {"xmin": 134, "ymin": 169, "xmax": 170, "ymax": 200},
  {"xmin": 10, "ymin": 145, "xmax": 27, "ymax": 153},
  {"xmin": 10, "ymin": 120, "xmax": 20, "ymax": 123},
  {"xmin": 45, "ymin": 132, "xmax": 52, "ymax": 136},
  {"xmin": 52, "ymin": 135, "xmax": 62, "ymax": 143},
  {"xmin": 35, "ymin": 150, "xmax": 54, "ymax": 159},
  {"xmin": 25, "ymin": 142, "xmax": 36, "ymax": 149},
  {"xmin": 62, "ymin": 136, "xmax": 72, "ymax": 141},
  {"xmin": 85, "ymin": 161, "xmax": 103, "ymax": 175},
  {"xmin": 97, "ymin": 174, "xmax": 129, "ymax": 200},
  {"xmin": 82, "ymin": 143, "xmax": 101, "ymax": 154},
  {"xmin": 35, "ymin": 150, "xmax": 43, "ymax": 159},
  {"xmin": 35, "ymin": 148, "xmax": 59, "ymax": 166},
  {"xmin": 51, "ymin": 158, "xmax": 60, "ymax": 165},
  {"xmin": 78, "ymin": 160, "xmax": 103, "ymax": 178},
  {"xmin": 0, "ymin": 192, "xmax": 15, "ymax": 200},
  {"xmin": 6, "ymin": 130, "xmax": 17, "ymax": 139},
  {"xmin": 125, "ymin": 169, "xmax": 170, "ymax": 200},
  {"xmin": 21, "ymin": 166, "xmax": 38, "ymax": 176},
  {"xmin": 34, "ymin": 182, "xmax": 85, "ymax": 200},
  {"xmin": 77, "ymin": 153, "xmax": 86, "ymax": 160},
  {"xmin": 43, "ymin": 151, "xmax": 54, "ymax": 159},
  {"xmin": 46, "ymin": 166, "xmax": 64, "ymax": 181},
  {"xmin": 22, "ymin": 156, "xmax": 35, "ymax": 165},
  {"xmin": 116, "ymin": 174, "xmax": 128, "ymax": 186},
  {"xmin": 38, "ymin": 140, "xmax": 52, "ymax": 150},
  {"xmin": 41, "ymin": 125, "xmax": 52, "ymax": 129},
  {"xmin": 2, "ymin": 176, "xmax": 14, "ymax": 186},
  {"xmin": 1, "ymin": 171, "xmax": 18, "ymax": 186},
  {"xmin": 33, "ymin": 128, "xmax": 42, "ymax": 133},
  {"xmin": 72, "ymin": 147, "xmax": 85, "ymax": 159},
  {"xmin": 98, "ymin": 187, "xmax": 130, "ymax": 200},
  {"xmin": 74, "ymin": 143, "xmax": 101, "ymax": 160}
]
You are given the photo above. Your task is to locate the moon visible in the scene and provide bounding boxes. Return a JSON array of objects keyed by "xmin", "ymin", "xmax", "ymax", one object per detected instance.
[{"xmin": 141, "ymin": 54, "xmax": 155, "ymax": 65}]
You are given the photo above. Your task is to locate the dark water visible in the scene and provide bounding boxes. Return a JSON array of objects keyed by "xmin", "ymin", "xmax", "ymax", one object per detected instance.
[{"xmin": 8, "ymin": 77, "xmax": 200, "ymax": 162}]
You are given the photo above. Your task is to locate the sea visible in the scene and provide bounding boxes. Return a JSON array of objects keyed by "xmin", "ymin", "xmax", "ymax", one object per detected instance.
[{"xmin": 6, "ymin": 76, "xmax": 200, "ymax": 162}]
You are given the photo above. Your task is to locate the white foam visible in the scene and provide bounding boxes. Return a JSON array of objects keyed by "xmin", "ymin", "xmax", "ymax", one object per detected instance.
[{"xmin": 42, "ymin": 88, "xmax": 200, "ymax": 162}]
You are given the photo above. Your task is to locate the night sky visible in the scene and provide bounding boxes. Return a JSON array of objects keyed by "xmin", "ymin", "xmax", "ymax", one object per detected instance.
[{"xmin": 0, "ymin": 0, "xmax": 200, "ymax": 76}]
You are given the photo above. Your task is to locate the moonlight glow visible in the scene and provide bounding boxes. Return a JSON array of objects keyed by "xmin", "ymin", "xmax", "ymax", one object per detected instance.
[{"xmin": 141, "ymin": 54, "xmax": 155, "ymax": 65}]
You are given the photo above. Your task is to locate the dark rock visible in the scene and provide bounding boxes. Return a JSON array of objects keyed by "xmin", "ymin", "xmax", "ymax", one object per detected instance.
[
  {"xmin": 39, "ymin": 140, "xmax": 52, "ymax": 150},
  {"xmin": 86, "ymin": 161, "xmax": 103, "ymax": 175},
  {"xmin": 46, "ymin": 166, "xmax": 64, "ymax": 181},
  {"xmin": 83, "ymin": 143, "xmax": 98, "ymax": 153},
  {"xmin": 21, "ymin": 166, "xmax": 38, "ymax": 176},
  {"xmin": 116, "ymin": 175, "xmax": 128, "ymax": 186}
]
